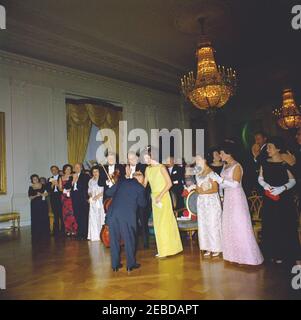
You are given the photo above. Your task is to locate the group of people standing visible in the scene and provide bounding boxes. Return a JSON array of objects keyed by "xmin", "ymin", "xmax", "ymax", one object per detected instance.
[
  {"xmin": 29, "ymin": 163, "xmax": 106, "ymax": 241},
  {"xmin": 194, "ymin": 131, "xmax": 301, "ymax": 266},
  {"xmin": 28, "ymin": 128, "xmax": 301, "ymax": 271}
]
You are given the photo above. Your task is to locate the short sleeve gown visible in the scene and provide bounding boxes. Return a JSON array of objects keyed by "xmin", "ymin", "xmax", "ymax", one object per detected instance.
[{"xmin": 28, "ymin": 185, "xmax": 50, "ymax": 238}]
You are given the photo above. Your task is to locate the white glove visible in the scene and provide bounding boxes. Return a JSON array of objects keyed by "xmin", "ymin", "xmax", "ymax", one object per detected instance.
[
  {"xmin": 285, "ymin": 178, "xmax": 296, "ymax": 190},
  {"xmin": 209, "ymin": 172, "xmax": 223, "ymax": 184},
  {"xmin": 258, "ymin": 176, "xmax": 271, "ymax": 191},
  {"xmin": 210, "ymin": 171, "xmax": 239, "ymax": 188},
  {"xmin": 270, "ymin": 186, "xmax": 286, "ymax": 196},
  {"xmin": 270, "ymin": 178, "xmax": 296, "ymax": 196},
  {"xmin": 106, "ymin": 179, "xmax": 113, "ymax": 187},
  {"xmin": 221, "ymin": 179, "xmax": 240, "ymax": 189}
]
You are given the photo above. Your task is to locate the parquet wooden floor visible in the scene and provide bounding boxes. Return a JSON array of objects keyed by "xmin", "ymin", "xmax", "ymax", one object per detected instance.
[{"xmin": 0, "ymin": 228, "xmax": 299, "ymax": 300}]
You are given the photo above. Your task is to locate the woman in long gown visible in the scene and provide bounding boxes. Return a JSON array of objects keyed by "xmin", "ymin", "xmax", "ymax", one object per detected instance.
[
  {"xmin": 143, "ymin": 146, "xmax": 183, "ymax": 258},
  {"xmin": 210, "ymin": 142, "xmax": 264, "ymax": 266},
  {"xmin": 28, "ymin": 174, "xmax": 50, "ymax": 239},
  {"xmin": 195, "ymin": 155, "xmax": 222, "ymax": 257},
  {"xmin": 88, "ymin": 166, "xmax": 105, "ymax": 241},
  {"xmin": 59, "ymin": 164, "xmax": 78, "ymax": 237},
  {"xmin": 258, "ymin": 137, "xmax": 300, "ymax": 264}
]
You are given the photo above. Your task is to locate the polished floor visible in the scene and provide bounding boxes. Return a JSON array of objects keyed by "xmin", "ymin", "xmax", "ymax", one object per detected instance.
[{"xmin": 0, "ymin": 227, "xmax": 300, "ymax": 300}]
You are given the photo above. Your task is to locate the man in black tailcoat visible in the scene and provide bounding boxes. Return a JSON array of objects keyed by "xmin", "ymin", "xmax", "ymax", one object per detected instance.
[
  {"xmin": 71, "ymin": 163, "xmax": 90, "ymax": 240},
  {"xmin": 47, "ymin": 165, "xmax": 64, "ymax": 235}
]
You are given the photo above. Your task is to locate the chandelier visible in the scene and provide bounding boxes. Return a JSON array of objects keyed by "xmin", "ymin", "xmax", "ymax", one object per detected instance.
[
  {"xmin": 273, "ymin": 88, "xmax": 301, "ymax": 130},
  {"xmin": 180, "ymin": 18, "xmax": 237, "ymax": 110}
]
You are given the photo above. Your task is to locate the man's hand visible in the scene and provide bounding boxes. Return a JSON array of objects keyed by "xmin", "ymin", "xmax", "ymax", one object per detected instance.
[
  {"xmin": 252, "ymin": 143, "xmax": 261, "ymax": 158},
  {"xmin": 155, "ymin": 195, "xmax": 162, "ymax": 204},
  {"xmin": 280, "ymin": 151, "xmax": 296, "ymax": 166}
]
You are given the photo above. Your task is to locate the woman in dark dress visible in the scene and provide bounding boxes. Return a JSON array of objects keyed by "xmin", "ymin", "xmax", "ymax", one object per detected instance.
[
  {"xmin": 209, "ymin": 147, "xmax": 223, "ymax": 175},
  {"xmin": 258, "ymin": 137, "xmax": 300, "ymax": 264},
  {"xmin": 59, "ymin": 164, "xmax": 78, "ymax": 237},
  {"xmin": 28, "ymin": 174, "xmax": 50, "ymax": 238}
]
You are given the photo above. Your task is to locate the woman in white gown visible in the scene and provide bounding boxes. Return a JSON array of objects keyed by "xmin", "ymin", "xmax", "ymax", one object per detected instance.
[
  {"xmin": 195, "ymin": 155, "xmax": 223, "ymax": 257},
  {"xmin": 88, "ymin": 166, "xmax": 105, "ymax": 241}
]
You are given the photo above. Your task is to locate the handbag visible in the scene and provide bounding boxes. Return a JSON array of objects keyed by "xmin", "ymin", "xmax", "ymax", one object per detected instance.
[{"xmin": 264, "ymin": 190, "xmax": 280, "ymax": 201}]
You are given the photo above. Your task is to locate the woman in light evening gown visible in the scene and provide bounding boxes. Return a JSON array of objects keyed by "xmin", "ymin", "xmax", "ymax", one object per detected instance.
[
  {"xmin": 210, "ymin": 142, "xmax": 264, "ymax": 266},
  {"xmin": 143, "ymin": 146, "xmax": 183, "ymax": 258},
  {"xmin": 59, "ymin": 164, "xmax": 78, "ymax": 237},
  {"xmin": 88, "ymin": 166, "xmax": 105, "ymax": 241},
  {"xmin": 195, "ymin": 155, "xmax": 222, "ymax": 257}
]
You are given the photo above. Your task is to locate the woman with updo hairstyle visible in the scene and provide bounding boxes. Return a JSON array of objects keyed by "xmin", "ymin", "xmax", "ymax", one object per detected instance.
[
  {"xmin": 258, "ymin": 136, "xmax": 300, "ymax": 264},
  {"xmin": 28, "ymin": 174, "xmax": 50, "ymax": 239},
  {"xmin": 195, "ymin": 154, "xmax": 222, "ymax": 257},
  {"xmin": 142, "ymin": 146, "xmax": 183, "ymax": 258},
  {"xmin": 208, "ymin": 147, "xmax": 223, "ymax": 175},
  {"xmin": 59, "ymin": 164, "xmax": 78, "ymax": 237},
  {"xmin": 210, "ymin": 141, "xmax": 264, "ymax": 265}
]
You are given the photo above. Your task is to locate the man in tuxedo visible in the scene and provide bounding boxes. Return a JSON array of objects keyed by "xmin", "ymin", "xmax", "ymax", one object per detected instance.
[
  {"xmin": 98, "ymin": 152, "xmax": 125, "ymax": 201},
  {"xmin": 165, "ymin": 156, "xmax": 185, "ymax": 211},
  {"xmin": 71, "ymin": 163, "xmax": 90, "ymax": 240},
  {"xmin": 47, "ymin": 165, "xmax": 64, "ymax": 235},
  {"xmin": 252, "ymin": 131, "xmax": 268, "ymax": 169},
  {"xmin": 106, "ymin": 172, "xmax": 147, "ymax": 272},
  {"xmin": 126, "ymin": 151, "xmax": 150, "ymax": 249}
]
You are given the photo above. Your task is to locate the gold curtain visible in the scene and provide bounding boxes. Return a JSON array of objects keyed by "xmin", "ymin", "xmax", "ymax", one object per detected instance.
[{"xmin": 66, "ymin": 102, "xmax": 122, "ymax": 165}]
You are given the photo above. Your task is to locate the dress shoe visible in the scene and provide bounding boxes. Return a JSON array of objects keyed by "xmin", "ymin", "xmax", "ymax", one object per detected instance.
[
  {"xmin": 112, "ymin": 263, "xmax": 123, "ymax": 272},
  {"xmin": 127, "ymin": 263, "xmax": 141, "ymax": 272}
]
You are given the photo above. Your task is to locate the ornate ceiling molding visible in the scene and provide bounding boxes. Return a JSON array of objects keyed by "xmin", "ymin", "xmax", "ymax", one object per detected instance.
[
  {"xmin": 0, "ymin": 50, "xmax": 180, "ymax": 107},
  {"xmin": 1, "ymin": 1, "xmax": 189, "ymax": 93}
]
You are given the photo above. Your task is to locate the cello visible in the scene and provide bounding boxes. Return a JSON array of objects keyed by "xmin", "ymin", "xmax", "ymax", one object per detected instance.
[{"xmin": 99, "ymin": 164, "xmax": 121, "ymax": 248}]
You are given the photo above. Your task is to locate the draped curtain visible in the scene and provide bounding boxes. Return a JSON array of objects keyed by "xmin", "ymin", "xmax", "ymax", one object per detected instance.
[{"xmin": 67, "ymin": 102, "xmax": 122, "ymax": 165}]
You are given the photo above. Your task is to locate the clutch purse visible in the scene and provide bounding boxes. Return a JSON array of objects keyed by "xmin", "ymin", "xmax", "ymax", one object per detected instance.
[{"xmin": 264, "ymin": 190, "xmax": 280, "ymax": 201}]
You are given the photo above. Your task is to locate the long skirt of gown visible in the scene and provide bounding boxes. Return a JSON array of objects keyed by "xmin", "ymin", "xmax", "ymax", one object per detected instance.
[
  {"xmin": 222, "ymin": 187, "xmax": 264, "ymax": 265},
  {"xmin": 31, "ymin": 199, "xmax": 50, "ymax": 238},
  {"xmin": 61, "ymin": 194, "xmax": 78, "ymax": 234},
  {"xmin": 262, "ymin": 193, "xmax": 300, "ymax": 261},
  {"xmin": 152, "ymin": 191, "xmax": 183, "ymax": 257},
  {"xmin": 88, "ymin": 199, "xmax": 105, "ymax": 241},
  {"xmin": 197, "ymin": 193, "xmax": 222, "ymax": 252}
]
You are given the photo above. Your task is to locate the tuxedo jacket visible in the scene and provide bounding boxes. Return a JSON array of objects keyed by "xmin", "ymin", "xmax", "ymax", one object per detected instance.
[
  {"xmin": 254, "ymin": 144, "xmax": 268, "ymax": 169},
  {"xmin": 47, "ymin": 176, "xmax": 62, "ymax": 195},
  {"xmin": 167, "ymin": 165, "xmax": 185, "ymax": 190},
  {"xmin": 106, "ymin": 179, "xmax": 147, "ymax": 227},
  {"xmin": 98, "ymin": 164, "xmax": 125, "ymax": 187},
  {"xmin": 71, "ymin": 172, "xmax": 90, "ymax": 199}
]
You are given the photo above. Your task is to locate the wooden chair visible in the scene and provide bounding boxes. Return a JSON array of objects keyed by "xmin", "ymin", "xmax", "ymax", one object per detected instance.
[
  {"xmin": 248, "ymin": 194, "xmax": 263, "ymax": 242},
  {"xmin": 174, "ymin": 208, "xmax": 198, "ymax": 241}
]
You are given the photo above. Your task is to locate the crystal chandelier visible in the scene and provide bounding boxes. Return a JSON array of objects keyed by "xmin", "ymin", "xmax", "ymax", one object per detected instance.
[
  {"xmin": 180, "ymin": 18, "xmax": 237, "ymax": 110},
  {"xmin": 273, "ymin": 88, "xmax": 301, "ymax": 130}
]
